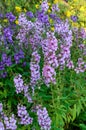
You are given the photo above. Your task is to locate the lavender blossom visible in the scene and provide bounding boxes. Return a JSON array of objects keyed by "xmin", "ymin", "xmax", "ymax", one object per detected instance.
[
  {"xmin": 37, "ymin": 107, "xmax": 51, "ymax": 130},
  {"xmin": 17, "ymin": 13, "xmax": 34, "ymax": 43},
  {"xmin": 37, "ymin": 10, "xmax": 49, "ymax": 25},
  {"xmin": 0, "ymin": 103, "xmax": 3, "ymax": 112},
  {"xmin": 41, "ymin": 0, "xmax": 49, "ymax": 12},
  {"xmin": 2, "ymin": 53, "xmax": 12, "ymax": 67},
  {"xmin": 42, "ymin": 65, "xmax": 56, "ymax": 86},
  {"xmin": 1, "ymin": 72, "xmax": 7, "ymax": 78},
  {"xmin": 30, "ymin": 51, "xmax": 40, "ymax": 89},
  {"xmin": 26, "ymin": 11, "xmax": 34, "ymax": 18},
  {"xmin": 0, "ymin": 122, "xmax": 5, "ymax": 130},
  {"xmin": 75, "ymin": 58, "xmax": 86, "ymax": 73},
  {"xmin": 14, "ymin": 50, "xmax": 24, "ymax": 64},
  {"xmin": 17, "ymin": 104, "xmax": 33, "ymax": 125},
  {"xmin": 71, "ymin": 15, "xmax": 78, "ymax": 22},
  {"xmin": 6, "ymin": 12, "xmax": 16, "ymax": 22},
  {"xmin": 52, "ymin": 4, "xmax": 60, "ymax": 12},
  {"xmin": 0, "ymin": 61, "xmax": 4, "ymax": 70},
  {"xmin": 4, "ymin": 114, "xmax": 17, "ymax": 130},
  {"xmin": 14, "ymin": 74, "xmax": 24, "ymax": 94},
  {"xmin": 3, "ymin": 27, "xmax": 13, "ymax": 43},
  {"xmin": 24, "ymin": 85, "xmax": 33, "ymax": 103}
]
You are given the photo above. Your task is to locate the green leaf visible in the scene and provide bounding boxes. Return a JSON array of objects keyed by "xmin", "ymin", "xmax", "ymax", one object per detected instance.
[{"xmin": 79, "ymin": 124, "xmax": 86, "ymax": 130}]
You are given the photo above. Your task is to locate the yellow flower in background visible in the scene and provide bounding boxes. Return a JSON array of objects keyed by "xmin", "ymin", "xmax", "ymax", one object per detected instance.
[
  {"xmin": 15, "ymin": 20, "xmax": 19, "ymax": 25},
  {"xmin": 24, "ymin": 8, "xmax": 27, "ymax": 12},
  {"xmin": 49, "ymin": 19, "xmax": 53, "ymax": 24},
  {"xmin": 15, "ymin": 6, "xmax": 22, "ymax": 13},
  {"xmin": 48, "ymin": 2, "xmax": 51, "ymax": 6},
  {"xmin": 3, "ymin": 19, "xmax": 8, "ymax": 22},
  {"xmin": 47, "ymin": 9, "xmax": 51, "ymax": 13},
  {"xmin": 35, "ymin": 4, "xmax": 39, "ymax": 9},
  {"xmin": 51, "ymin": 27, "xmax": 55, "ymax": 31},
  {"xmin": 66, "ymin": 11, "xmax": 72, "ymax": 17},
  {"xmin": 80, "ymin": 22, "xmax": 85, "ymax": 27},
  {"xmin": 72, "ymin": 22, "xmax": 79, "ymax": 28},
  {"xmin": 54, "ymin": 0, "xmax": 59, "ymax": 4},
  {"xmin": 73, "ymin": 0, "xmax": 78, "ymax": 2},
  {"xmin": 80, "ymin": 6, "xmax": 85, "ymax": 12}
]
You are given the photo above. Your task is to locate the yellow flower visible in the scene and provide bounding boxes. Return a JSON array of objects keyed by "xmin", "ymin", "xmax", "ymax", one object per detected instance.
[
  {"xmin": 80, "ymin": 6, "xmax": 85, "ymax": 12},
  {"xmin": 54, "ymin": 0, "xmax": 59, "ymax": 4},
  {"xmin": 80, "ymin": 22, "xmax": 84, "ymax": 27},
  {"xmin": 51, "ymin": 27, "xmax": 55, "ymax": 31},
  {"xmin": 72, "ymin": 22, "xmax": 79, "ymax": 28},
  {"xmin": 3, "ymin": 19, "xmax": 8, "ymax": 22},
  {"xmin": 35, "ymin": 4, "xmax": 39, "ymax": 9},
  {"xmin": 48, "ymin": 2, "xmax": 51, "ymax": 6},
  {"xmin": 49, "ymin": 19, "xmax": 53, "ymax": 24},
  {"xmin": 66, "ymin": 11, "xmax": 71, "ymax": 17},
  {"xmin": 15, "ymin": 20, "xmax": 19, "ymax": 25},
  {"xmin": 73, "ymin": 0, "xmax": 78, "ymax": 2},
  {"xmin": 15, "ymin": 6, "xmax": 22, "ymax": 12},
  {"xmin": 47, "ymin": 9, "xmax": 51, "ymax": 13},
  {"xmin": 24, "ymin": 8, "xmax": 27, "ymax": 12}
]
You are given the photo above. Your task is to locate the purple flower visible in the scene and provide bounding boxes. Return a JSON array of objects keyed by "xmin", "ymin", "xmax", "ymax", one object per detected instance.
[
  {"xmin": 41, "ymin": 0, "xmax": 49, "ymax": 12},
  {"xmin": 14, "ymin": 74, "xmax": 24, "ymax": 94},
  {"xmin": 37, "ymin": 107, "xmax": 51, "ymax": 130},
  {"xmin": 66, "ymin": 60, "xmax": 74, "ymax": 69},
  {"xmin": 6, "ymin": 12, "xmax": 16, "ymax": 22},
  {"xmin": 0, "ymin": 122, "xmax": 5, "ymax": 130},
  {"xmin": 30, "ymin": 51, "xmax": 40, "ymax": 90},
  {"xmin": 24, "ymin": 85, "xmax": 33, "ymax": 103},
  {"xmin": 3, "ymin": 27, "xmax": 13, "ymax": 43},
  {"xmin": 0, "ymin": 13, "xmax": 3, "ymax": 18},
  {"xmin": 0, "ymin": 103, "xmax": 3, "ymax": 112},
  {"xmin": 4, "ymin": 114, "xmax": 17, "ymax": 130},
  {"xmin": 52, "ymin": 4, "xmax": 60, "ymax": 12},
  {"xmin": 14, "ymin": 50, "xmax": 24, "ymax": 64},
  {"xmin": 37, "ymin": 10, "xmax": 49, "ymax": 25},
  {"xmin": 71, "ymin": 15, "xmax": 78, "ymax": 22},
  {"xmin": 2, "ymin": 53, "xmax": 12, "ymax": 67},
  {"xmin": 0, "ymin": 61, "xmax": 5, "ymax": 70},
  {"xmin": 75, "ymin": 58, "xmax": 86, "ymax": 73},
  {"xmin": 26, "ymin": 11, "xmax": 34, "ymax": 18},
  {"xmin": 42, "ymin": 65, "xmax": 56, "ymax": 86},
  {"xmin": 49, "ymin": 14, "xmax": 61, "ymax": 23},
  {"xmin": 17, "ymin": 104, "xmax": 33, "ymax": 125},
  {"xmin": 80, "ymin": 28, "xmax": 86, "ymax": 39},
  {"xmin": 1, "ymin": 72, "xmax": 7, "ymax": 78}
]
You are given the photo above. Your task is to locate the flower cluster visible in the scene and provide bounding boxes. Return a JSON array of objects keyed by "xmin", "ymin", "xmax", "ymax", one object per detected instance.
[
  {"xmin": 17, "ymin": 104, "xmax": 33, "ymax": 125},
  {"xmin": 6, "ymin": 12, "xmax": 16, "ymax": 22},
  {"xmin": 16, "ymin": 13, "xmax": 34, "ymax": 43},
  {"xmin": 3, "ymin": 27, "xmax": 13, "ymax": 43},
  {"xmin": 2, "ymin": 53, "xmax": 12, "ymax": 67},
  {"xmin": 30, "ymin": 51, "xmax": 40, "ymax": 90},
  {"xmin": 14, "ymin": 49, "xmax": 24, "ymax": 64},
  {"xmin": 75, "ymin": 58, "xmax": 86, "ymax": 73},
  {"xmin": 42, "ymin": 32, "xmax": 58, "ymax": 86},
  {"xmin": 14, "ymin": 74, "xmax": 24, "ymax": 94},
  {"xmin": 0, "ymin": 122, "xmax": 4, "ymax": 130},
  {"xmin": 4, "ymin": 114, "xmax": 17, "ymax": 130},
  {"xmin": 55, "ymin": 20, "xmax": 73, "ymax": 69},
  {"xmin": 14, "ymin": 74, "xmax": 32, "ymax": 102},
  {"xmin": 37, "ymin": 107, "xmax": 51, "ymax": 130}
]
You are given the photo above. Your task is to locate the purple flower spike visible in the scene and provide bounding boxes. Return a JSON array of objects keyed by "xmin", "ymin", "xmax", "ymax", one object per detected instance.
[
  {"xmin": 6, "ymin": 12, "xmax": 16, "ymax": 22},
  {"xmin": 37, "ymin": 107, "xmax": 51, "ymax": 130},
  {"xmin": 3, "ymin": 27, "xmax": 13, "ymax": 43},
  {"xmin": 26, "ymin": 11, "xmax": 34, "ymax": 18},
  {"xmin": 71, "ymin": 15, "xmax": 78, "ymax": 22},
  {"xmin": 0, "ymin": 122, "xmax": 5, "ymax": 130},
  {"xmin": 0, "ymin": 103, "xmax": 3, "ymax": 112}
]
